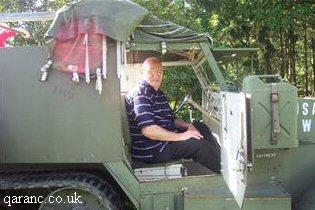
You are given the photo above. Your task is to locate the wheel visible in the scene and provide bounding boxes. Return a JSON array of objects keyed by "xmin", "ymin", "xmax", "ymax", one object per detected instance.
[{"xmin": 39, "ymin": 187, "xmax": 120, "ymax": 210}]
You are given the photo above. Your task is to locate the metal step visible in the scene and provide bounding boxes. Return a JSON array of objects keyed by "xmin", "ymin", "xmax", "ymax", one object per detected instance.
[{"xmin": 183, "ymin": 183, "xmax": 291, "ymax": 210}]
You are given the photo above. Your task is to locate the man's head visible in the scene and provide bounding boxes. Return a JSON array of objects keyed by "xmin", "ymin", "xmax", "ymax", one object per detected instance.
[{"xmin": 142, "ymin": 57, "xmax": 163, "ymax": 90}]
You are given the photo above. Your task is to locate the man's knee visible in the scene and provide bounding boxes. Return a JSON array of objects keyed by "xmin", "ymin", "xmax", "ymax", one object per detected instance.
[
  {"xmin": 193, "ymin": 121, "xmax": 209, "ymax": 131},
  {"xmin": 193, "ymin": 122, "xmax": 214, "ymax": 139},
  {"xmin": 192, "ymin": 140, "xmax": 213, "ymax": 156}
]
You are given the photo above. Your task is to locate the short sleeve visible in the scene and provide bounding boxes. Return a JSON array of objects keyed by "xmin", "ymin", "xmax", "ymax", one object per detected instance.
[{"xmin": 133, "ymin": 94, "xmax": 156, "ymax": 129}]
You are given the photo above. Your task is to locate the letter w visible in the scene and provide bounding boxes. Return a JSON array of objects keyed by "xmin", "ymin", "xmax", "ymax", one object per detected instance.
[{"xmin": 302, "ymin": 119, "xmax": 312, "ymax": 132}]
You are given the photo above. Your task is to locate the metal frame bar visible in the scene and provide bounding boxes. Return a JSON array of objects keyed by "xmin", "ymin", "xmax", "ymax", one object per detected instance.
[
  {"xmin": 124, "ymin": 60, "xmax": 192, "ymax": 68},
  {"xmin": 0, "ymin": 12, "xmax": 55, "ymax": 22},
  {"xmin": 200, "ymin": 43, "xmax": 228, "ymax": 91},
  {"xmin": 130, "ymin": 42, "xmax": 201, "ymax": 52}
]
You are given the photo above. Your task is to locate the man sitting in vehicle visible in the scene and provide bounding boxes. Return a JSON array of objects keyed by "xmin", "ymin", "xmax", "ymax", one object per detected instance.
[{"xmin": 125, "ymin": 57, "xmax": 221, "ymax": 174}]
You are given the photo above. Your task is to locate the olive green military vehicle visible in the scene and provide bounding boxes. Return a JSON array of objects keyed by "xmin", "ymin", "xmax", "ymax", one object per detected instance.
[{"xmin": 0, "ymin": 0, "xmax": 314, "ymax": 209}]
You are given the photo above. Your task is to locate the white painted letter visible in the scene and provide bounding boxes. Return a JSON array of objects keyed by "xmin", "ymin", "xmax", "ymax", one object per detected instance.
[
  {"xmin": 312, "ymin": 102, "xmax": 315, "ymax": 115},
  {"xmin": 302, "ymin": 103, "xmax": 309, "ymax": 115},
  {"xmin": 302, "ymin": 119, "xmax": 312, "ymax": 132}
]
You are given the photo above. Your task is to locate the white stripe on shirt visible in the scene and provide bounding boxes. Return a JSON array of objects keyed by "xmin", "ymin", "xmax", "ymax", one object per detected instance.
[
  {"xmin": 138, "ymin": 119, "xmax": 154, "ymax": 126},
  {"xmin": 134, "ymin": 111, "xmax": 155, "ymax": 121},
  {"xmin": 155, "ymin": 101, "xmax": 168, "ymax": 105},
  {"xmin": 154, "ymin": 108, "xmax": 170, "ymax": 113},
  {"xmin": 132, "ymin": 154, "xmax": 153, "ymax": 158},
  {"xmin": 134, "ymin": 95, "xmax": 153, "ymax": 102}
]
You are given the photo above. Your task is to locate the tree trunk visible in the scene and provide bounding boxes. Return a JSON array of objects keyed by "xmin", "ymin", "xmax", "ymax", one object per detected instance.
[
  {"xmin": 285, "ymin": 30, "xmax": 290, "ymax": 80},
  {"xmin": 312, "ymin": 38, "xmax": 315, "ymax": 95},
  {"xmin": 264, "ymin": 51, "xmax": 272, "ymax": 74},
  {"xmin": 303, "ymin": 22, "xmax": 309, "ymax": 96},
  {"xmin": 288, "ymin": 27, "xmax": 297, "ymax": 85},
  {"xmin": 280, "ymin": 28, "xmax": 285, "ymax": 78}
]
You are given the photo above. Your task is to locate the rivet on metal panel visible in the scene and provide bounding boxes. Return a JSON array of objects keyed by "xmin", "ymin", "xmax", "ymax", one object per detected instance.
[
  {"xmin": 40, "ymin": 60, "xmax": 53, "ymax": 82},
  {"xmin": 270, "ymin": 175, "xmax": 278, "ymax": 183},
  {"xmin": 247, "ymin": 162, "xmax": 253, "ymax": 171},
  {"xmin": 181, "ymin": 187, "xmax": 188, "ymax": 194}
]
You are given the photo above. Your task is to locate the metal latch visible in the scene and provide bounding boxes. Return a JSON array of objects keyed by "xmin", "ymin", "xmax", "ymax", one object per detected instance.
[{"xmin": 271, "ymin": 83, "xmax": 280, "ymax": 145}]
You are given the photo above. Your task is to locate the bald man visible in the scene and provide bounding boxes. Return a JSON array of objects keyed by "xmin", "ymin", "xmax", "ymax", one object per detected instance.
[{"xmin": 125, "ymin": 57, "xmax": 221, "ymax": 173}]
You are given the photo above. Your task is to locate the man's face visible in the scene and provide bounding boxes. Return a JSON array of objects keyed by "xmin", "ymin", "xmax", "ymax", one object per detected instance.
[{"xmin": 143, "ymin": 62, "xmax": 163, "ymax": 90}]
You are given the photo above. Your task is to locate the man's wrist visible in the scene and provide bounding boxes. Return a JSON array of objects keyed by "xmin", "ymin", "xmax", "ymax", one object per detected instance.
[{"xmin": 186, "ymin": 123, "xmax": 194, "ymax": 129}]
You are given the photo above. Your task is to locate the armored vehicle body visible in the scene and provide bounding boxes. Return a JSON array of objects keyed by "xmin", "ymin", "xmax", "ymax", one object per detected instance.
[{"xmin": 0, "ymin": 0, "xmax": 314, "ymax": 209}]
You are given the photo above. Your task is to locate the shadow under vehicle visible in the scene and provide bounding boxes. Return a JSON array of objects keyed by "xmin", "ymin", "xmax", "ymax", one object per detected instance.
[{"xmin": 0, "ymin": 0, "xmax": 314, "ymax": 209}]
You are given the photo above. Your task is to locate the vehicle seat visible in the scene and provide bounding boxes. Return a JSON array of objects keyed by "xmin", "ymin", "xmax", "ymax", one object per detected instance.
[{"xmin": 120, "ymin": 94, "xmax": 133, "ymax": 164}]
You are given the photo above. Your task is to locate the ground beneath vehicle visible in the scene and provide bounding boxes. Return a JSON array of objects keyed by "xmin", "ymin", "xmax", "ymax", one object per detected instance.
[{"xmin": 0, "ymin": 0, "xmax": 315, "ymax": 209}]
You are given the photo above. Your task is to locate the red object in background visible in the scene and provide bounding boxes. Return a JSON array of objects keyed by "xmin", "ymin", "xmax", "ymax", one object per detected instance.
[
  {"xmin": 53, "ymin": 34, "xmax": 103, "ymax": 74},
  {"xmin": 51, "ymin": 19, "xmax": 106, "ymax": 74},
  {"xmin": 0, "ymin": 25, "xmax": 17, "ymax": 48}
]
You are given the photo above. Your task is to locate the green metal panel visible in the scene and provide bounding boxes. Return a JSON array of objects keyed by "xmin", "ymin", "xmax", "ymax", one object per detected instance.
[
  {"xmin": 183, "ymin": 184, "xmax": 290, "ymax": 210},
  {"xmin": 105, "ymin": 161, "xmax": 140, "ymax": 209},
  {"xmin": 275, "ymin": 144, "xmax": 315, "ymax": 199},
  {"xmin": 0, "ymin": 42, "xmax": 123, "ymax": 163},
  {"xmin": 242, "ymin": 75, "xmax": 298, "ymax": 149},
  {"xmin": 139, "ymin": 175, "xmax": 222, "ymax": 196},
  {"xmin": 297, "ymin": 98, "xmax": 315, "ymax": 143},
  {"xmin": 184, "ymin": 194, "xmax": 290, "ymax": 210},
  {"xmin": 139, "ymin": 175, "xmax": 221, "ymax": 210},
  {"xmin": 249, "ymin": 143, "xmax": 315, "ymax": 202},
  {"xmin": 140, "ymin": 193, "xmax": 177, "ymax": 210},
  {"xmin": 138, "ymin": 174, "xmax": 292, "ymax": 210},
  {"xmin": 295, "ymin": 182, "xmax": 315, "ymax": 210}
]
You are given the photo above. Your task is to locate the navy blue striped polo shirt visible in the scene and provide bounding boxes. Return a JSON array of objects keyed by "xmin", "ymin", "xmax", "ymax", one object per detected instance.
[{"xmin": 124, "ymin": 80, "xmax": 176, "ymax": 161}]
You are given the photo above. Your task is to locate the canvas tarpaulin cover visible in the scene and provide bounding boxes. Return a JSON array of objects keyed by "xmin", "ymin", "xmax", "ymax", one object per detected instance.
[{"xmin": 45, "ymin": 0, "xmax": 211, "ymax": 76}]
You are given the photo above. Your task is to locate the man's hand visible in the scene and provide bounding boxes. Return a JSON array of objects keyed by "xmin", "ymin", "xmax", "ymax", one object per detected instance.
[
  {"xmin": 186, "ymin": 123, "xmax": 204, "ymax": 139},
  {"xmin": 142, "ymin": 124, "xmax": 204, "ymax": 142},
  {"xmin": 179, "ymin": 130, "xmax": 204, "ymax": 140}
]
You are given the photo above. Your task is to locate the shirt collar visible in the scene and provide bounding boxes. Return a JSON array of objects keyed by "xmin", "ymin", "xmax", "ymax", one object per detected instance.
[{"xmin": 140, "ymin": 80, "xmax": 160, "ymax": 93}]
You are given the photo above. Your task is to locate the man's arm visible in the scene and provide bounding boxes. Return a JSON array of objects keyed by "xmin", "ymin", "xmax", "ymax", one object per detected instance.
[
  {"xmin": 174, "ymin": 119, "xmax": 202, "ymax": 135},
  {"xmin": 131, "ymin": 92, "xmax": 203, "ymax": 141},
  {"xmin": 141, "ymin": 124, "xmax": 203, "ymax": 142}
]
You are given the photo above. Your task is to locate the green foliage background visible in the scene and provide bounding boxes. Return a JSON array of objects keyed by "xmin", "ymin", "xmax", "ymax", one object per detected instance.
[{"xmin": 1, "ymin": 0, "xmax": 314, "ymax": 120}]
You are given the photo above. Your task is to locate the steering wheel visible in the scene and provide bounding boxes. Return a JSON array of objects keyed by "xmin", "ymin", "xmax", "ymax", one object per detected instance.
[{"xmin": 174, "ymin": 85, "xmax": 199, "ymax": 114}]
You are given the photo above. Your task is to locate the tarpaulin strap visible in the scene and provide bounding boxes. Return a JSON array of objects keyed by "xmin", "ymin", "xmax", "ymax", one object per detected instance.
[
  {"xmin": 271, "ymin": 83, "xmax": 280, "ymax": 145},
  {"xmin": 117, "ymin": 41, "xmax": 122, "ymax": 78},
  {"xmin": 83, "ymin": 33, "xmax": 90, "ymax": 84},
  {"xmin": 40, "ymin": 60, "xmax": 53, "ymax": 82},
  {"xmin": 102, "ymin": 35, "xmax": 107, "ymax": 79},
  {"xmin": 72, "ymin": 72, "xmax": 79, "ymax": 83},
  {"xmin": 68, "ymin": 65, "xmax": 79, "ymax": 83},
  {"xmin": 161, "ymin": 41, "xmax": 167, "ymax": 55},
  {"xmin": 123, "ymin": 42, "xmax": 127, "ymax": 71},
  {"xmin": 95, "ymin": 68, "xmax": 102, "ymax": 94}
]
